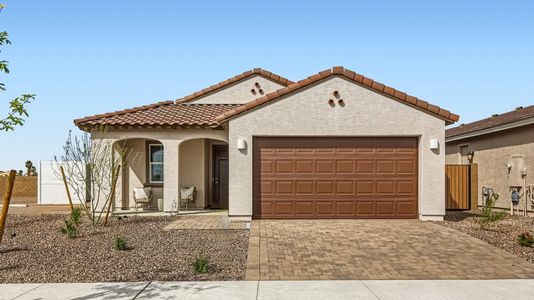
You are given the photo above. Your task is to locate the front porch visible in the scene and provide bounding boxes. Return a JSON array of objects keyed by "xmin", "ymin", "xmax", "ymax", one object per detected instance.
[{"xmin": 101, "ymin": 129, "xmax": 230, "ymax": 216}]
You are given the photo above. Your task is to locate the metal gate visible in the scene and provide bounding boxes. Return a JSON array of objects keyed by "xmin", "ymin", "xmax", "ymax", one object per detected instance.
[{"xmin": 445, "ymin": 164, "xmax": 474, "ymax": 210}]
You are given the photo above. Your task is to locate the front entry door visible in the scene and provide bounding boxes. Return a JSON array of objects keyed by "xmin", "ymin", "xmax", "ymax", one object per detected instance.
[{"xmin": 212, "ymin": 145, "xmax": 229, "ymax": 209}]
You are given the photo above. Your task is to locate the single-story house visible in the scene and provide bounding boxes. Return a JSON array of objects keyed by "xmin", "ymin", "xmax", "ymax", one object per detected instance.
[
  {"xmin": 75, "ymin": 66, "xmax": 459, "ymax": 221},
  {"xmin": 446, "ymin": 105, "xmax": 534, "ymax": 214}
]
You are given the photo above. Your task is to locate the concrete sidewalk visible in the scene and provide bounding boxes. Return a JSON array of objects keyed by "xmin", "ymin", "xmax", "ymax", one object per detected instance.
[{"xmin": 3, "ymin": 280, "xmax": 534, "ymax": 300}]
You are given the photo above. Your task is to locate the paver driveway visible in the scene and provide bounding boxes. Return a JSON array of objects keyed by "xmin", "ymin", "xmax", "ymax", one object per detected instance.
[{"xmin": 246, "ymin": 219, "xmax": 534, "ymax": 280}]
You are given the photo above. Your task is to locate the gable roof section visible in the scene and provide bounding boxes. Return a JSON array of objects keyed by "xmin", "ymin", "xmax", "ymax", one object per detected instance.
[
  {"xmin": 446, "ymin": 105, "xmax": 534, "ymax": 140},
  {"xmin": 175, "ymin": 68, "xmax": 293, "ymax": 104},
  {"xmin": 74, "ymin": 102, "xmax": 240, "ymax": 129},
  {"xmin": 215, "ymin": 66, "xmax": 460, "ymax": 125}
]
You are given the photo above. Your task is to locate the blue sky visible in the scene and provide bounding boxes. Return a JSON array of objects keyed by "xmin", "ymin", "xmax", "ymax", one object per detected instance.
[{"xmin": 0, "ymin": 0, "xmax": 533, "ymax": 170}]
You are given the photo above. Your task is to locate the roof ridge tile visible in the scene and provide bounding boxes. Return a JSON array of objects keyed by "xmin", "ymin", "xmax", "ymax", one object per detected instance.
[{"xmin": 214, "ymin": 66, "xmax": 459, "ymax": 124}]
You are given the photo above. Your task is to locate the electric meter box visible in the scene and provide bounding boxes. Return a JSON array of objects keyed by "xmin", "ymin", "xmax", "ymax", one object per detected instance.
[{"xmin": 508, "ymin": 155, "xmax": 526, "ymax": 187}]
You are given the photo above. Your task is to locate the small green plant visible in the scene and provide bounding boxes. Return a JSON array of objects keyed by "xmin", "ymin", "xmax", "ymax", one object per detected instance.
[
  {"xmin": 478, "ymin": 193, "xmax": 506, "ymax": 229},
  {"xmin": 61, "ymin": 219, "xmax": 77, "ymax": 238},
  {"xmin": 113, "ymin": 236, "xmax": 128, "ymax": 250},
  {"xmin": 193, "ymin": 256, "xmax": 209, "ymax": 274},
  {"xmin": 518, "ymin": 232, "xmax": 534, "ymax": 247},
  {"xmin": 60, "ymin": 207, "xmax": 83, "ymax": 238},
  {"xmin": 70, "ymin": 207, "xmax": 82, "ymax": 226}
]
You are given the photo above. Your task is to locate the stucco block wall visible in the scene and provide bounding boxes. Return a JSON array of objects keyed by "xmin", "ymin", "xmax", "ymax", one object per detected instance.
[
  {"xmin": 0, "ymin": 176, "xmax": 37, "ymax": 205},
  {"xmin": 446, "ymin": 124, "xmax": 534, "ymax": 212},
  {"xmin": 228, "ymin": 76, "xmax": 446, "ymax": 220},
  {"xmin": 190, "ymin": 75, "xmax": 285, "ymax": 104}
]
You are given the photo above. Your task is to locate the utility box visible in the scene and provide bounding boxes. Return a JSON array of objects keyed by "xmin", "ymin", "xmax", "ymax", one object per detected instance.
[{"xmin": 508, "ymin": 155, "xmax": 526, "ymax": 187}]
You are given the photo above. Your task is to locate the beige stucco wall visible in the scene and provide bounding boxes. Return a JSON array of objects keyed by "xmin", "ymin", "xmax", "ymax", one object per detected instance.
[
  {"xmin": 189, "ymin": 75, "xmax": 285, "ymax": 104},
  {"xmin": 446, "ymin": 124, "xmax": 534, "ymax": 212},
  {"xmin": 179, "ymin": 139, "xmax": 207, "ymax": 208},
  {"xmin": 117, "ymin": 138, "xmax": 163, "ymax": 209},
  {"xmin": 227, "ymin": 76, "xmax": 447, "ymax": 220}
]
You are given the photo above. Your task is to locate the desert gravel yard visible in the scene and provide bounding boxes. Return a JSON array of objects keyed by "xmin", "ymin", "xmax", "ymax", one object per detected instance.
[
  {"xmin": 434, "ymin": 211, "xmax": 534, "ymax": 264},
  {"xmin": 0, "ymin": 215, "xmax": 249, "ymax": 283}
]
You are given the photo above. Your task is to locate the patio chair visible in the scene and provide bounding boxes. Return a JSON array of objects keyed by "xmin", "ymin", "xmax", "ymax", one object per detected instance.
[
  {"xmin": 133, "ymin": 187, "xmax": 152, "ymax": 211},
  {"xmin": 180, "ymin": 186, "xmax": 196, "ymax": 211}
]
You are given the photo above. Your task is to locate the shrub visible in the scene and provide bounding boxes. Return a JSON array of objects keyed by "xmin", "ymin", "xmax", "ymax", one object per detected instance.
[
  {"xmin": 70, "ymin": 207, "xmax": 83, "ymax": 226},
  {"xmin": 518, "ymin": 232, "xmax": 534, "ymax": 247},
  {"xmin": 113, "ymin": 236, "xmax": 128, "ymax": 250},
  {"xmin": 478, "ymin": 193, "xmax": 506, "ymax": 229},
  {"xmin": 60, "ymin": 207, "xmax": 83, "ymax": 238},
  {"xmin": 61, "ymin": 219, "xmax": 77, "ymax": 238},
  {"xmin": 193, "ymin": 256, "xmax": 209, "ymax": 274}
]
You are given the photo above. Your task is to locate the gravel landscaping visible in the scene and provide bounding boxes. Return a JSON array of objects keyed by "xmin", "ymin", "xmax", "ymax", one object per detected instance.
[
  {"xmin": 0, "ymin": 215, "xmax": 249, "ymax": 283},
  {"xmin": 434, "ymin": 211, "xmax": 534, "ymax": 264}
]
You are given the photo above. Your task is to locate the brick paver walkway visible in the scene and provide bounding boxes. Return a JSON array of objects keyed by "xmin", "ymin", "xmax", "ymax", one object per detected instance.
[
  {"xmin": 164, "ymin": 215, "xmax": 250, "ymax": 230},
  {"xmin": 246, "ymin": 219, "xmax": 534, "ymax": 280}
]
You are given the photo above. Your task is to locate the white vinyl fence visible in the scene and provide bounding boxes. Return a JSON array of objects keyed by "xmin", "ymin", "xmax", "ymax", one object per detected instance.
[{"xmin": 38, "ymin": 161, "xmax": 85, "ymax": 205}]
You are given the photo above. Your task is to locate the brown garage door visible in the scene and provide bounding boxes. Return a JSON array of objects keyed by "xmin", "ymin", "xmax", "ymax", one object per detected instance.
[{"xmin": 253, "ymin": 137, "xmax": 418, "ymax": 219}]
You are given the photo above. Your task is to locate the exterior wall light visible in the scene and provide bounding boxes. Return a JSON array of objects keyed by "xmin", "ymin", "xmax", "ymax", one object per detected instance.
[
  {"xmin": 467, "ymin": 150, "xmax": 474, "ymax": 163},
  {"xmin": 429, "ymin": 139, "xmax": 439, "ymax": 150},
  {"xmin": 237, "ymin": 138, "xmax": 247, "ymax": 150}
]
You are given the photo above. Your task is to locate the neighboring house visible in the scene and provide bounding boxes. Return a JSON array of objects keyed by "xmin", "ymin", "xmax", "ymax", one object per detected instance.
[
  {"xmin": 75, "ymin": 66, "xmax": 459, "ymax": 221},
  {"xmin": 446, "ymin": 105, "xmax": 534, "ymax": 213}
]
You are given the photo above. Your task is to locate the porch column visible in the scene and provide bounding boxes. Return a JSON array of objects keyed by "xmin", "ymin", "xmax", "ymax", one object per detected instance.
[{"xmin": 162, "ymin": 140, "xmax": 181, "ymax": 212}]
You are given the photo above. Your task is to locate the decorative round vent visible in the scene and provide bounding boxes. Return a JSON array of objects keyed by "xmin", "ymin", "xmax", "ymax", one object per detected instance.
[{"xmin": 333, "ymin": 90, "xmax": 340, "ymax": 99}]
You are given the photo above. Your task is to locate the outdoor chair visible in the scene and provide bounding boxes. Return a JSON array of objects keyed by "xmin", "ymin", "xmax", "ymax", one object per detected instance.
[
  {"xmin": 133, "ymin": 187, "xmax": 152, "ymax": 211},
  {"xmin": 179, "ymin": 186, "xmax": 196, "ymax": 211}
]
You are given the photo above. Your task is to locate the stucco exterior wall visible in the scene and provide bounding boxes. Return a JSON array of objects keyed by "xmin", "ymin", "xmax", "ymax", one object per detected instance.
[
  {"xmin": 179, "ymin": 139, "xmax": 207, "ymax": 208},
  {"xmin": 228, "ymin": 76, "xmax": 446, "ymax": 220},
  {"xmin": 189, "ymin": 75, "xmax": 285, "ymax": 104},
  {"xmin": 117, "ymin": 138, "xmax": 163, "ymax": 209},
  {"xmin": 446, "ymin": 124, "xmax": 534, "ymax": 213}
]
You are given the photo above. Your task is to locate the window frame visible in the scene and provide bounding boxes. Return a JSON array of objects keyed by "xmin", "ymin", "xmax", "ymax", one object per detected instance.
[{"xmin": 147, "ymin": 143, "xmax": 164, "ymax": 184}]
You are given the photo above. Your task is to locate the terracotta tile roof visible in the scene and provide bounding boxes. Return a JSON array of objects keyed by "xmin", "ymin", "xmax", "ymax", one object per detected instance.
[
  {"xmin": 74, "ymin": 102, "xmax": 241, "ymax": 129},
  {"xmin": 446, "ymin": 105, "xmax": 534, "ymax": 138},
  {"xmin": 215, "ymin": 66, "xmax": 460, "ymax": 125},
  {"xmin": 175, "ymin": 68, "xmax": 293, "ymax": 104}
]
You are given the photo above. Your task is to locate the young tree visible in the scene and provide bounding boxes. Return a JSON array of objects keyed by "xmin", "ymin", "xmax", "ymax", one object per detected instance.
[
  {"xmin": 55, "ymin": 127, "xmax": 137, "ymax": 227},
  {"xmin": 0, "ymin": 4, "xmax": 36, "ymax": 132}
]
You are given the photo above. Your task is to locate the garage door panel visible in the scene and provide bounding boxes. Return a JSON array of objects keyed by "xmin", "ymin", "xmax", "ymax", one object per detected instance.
[
  {"xmin": 295, "ymin": 180, "xmax": 314, "ymax": 194},
  {"xmin": 295, "ymin": 201, "xmax": 314, "ymax": 215},
  {"xmin": 274, "ymin": 201, "xmax": 294, "ymax": 215},
  {"xmin": 356, "ymin": 160, "xmax": 375, "ymax": 174},
  {"xmin": 377, "ymin": 160, "xmax": 395, "ymax": 174},
  {"xmin": 376, "ymin": 201, "xmax": 395, "ymax": 216},
  {"xmin": 253, "ymin": 137, "xmax": 418, "ymax": 219},
  {"xmin": 336, "ymin": 201, "xmax": 355, "ymax": 215},
  {"xmin": 397, "ymin": 201, "xmax": 417, "ymax": 216},
  {"xmin": 336, "ymin": 160, "xmax": 355, "ymax": 173},
  {"xmin": 296, "ymin": 160, "xmax": 314, "ymax": 173},
  {"xmin": 316, "ymin": 201, "xmax": 335, "ymax": 216},
  {"xmin": 376, "ymin": 180, "xmax": 395, "ymax": 194},
  {"xmin": 336, "ymin": 180, "xmax": 355, "ymax": 195},
  {"xmin": 316, "ymin": 160, "xmax": 335, "ymax": 174},
  {"xmin": 355, "ymin": 201, "xmax": 375, "ymax": 217},
  {"xmin": 356, "ymin": 180, "xmax": 375, "ymax": 195}
]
